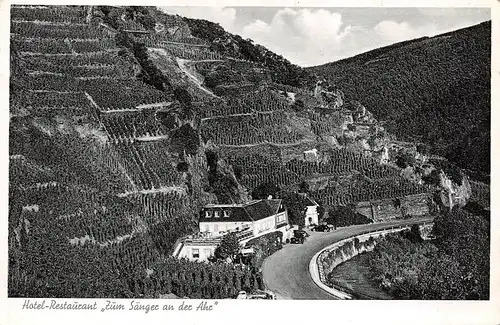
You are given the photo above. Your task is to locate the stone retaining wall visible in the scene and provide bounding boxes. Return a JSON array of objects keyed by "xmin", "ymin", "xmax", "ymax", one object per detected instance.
[
  {"xmin": 311, "ymin": 221, "xmax": 432, "ymax": 299},
  {"xmin": 355, "ymin": 193, "xmax": 431, "ymax": 222}
]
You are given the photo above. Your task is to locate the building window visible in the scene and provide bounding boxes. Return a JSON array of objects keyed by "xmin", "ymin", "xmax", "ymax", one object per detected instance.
[
  {"xmin": 223, "ymin": 210, "xmax": 230, "ymax": 218},
  {"xmin": 204, "ymin": 248, "xmax": 211, "ymax": 257},
  {"xmin": 214, "ymin": 211, "xmax": 220, "ymax": 218},
  {"xmin": 192, "ymin": 248, "xmax": 199, "ymax": 259},
  {"xmin": 277, "ymin": 213, "xmax": 286, "ymax": 223},
  {"xmin": 205, "ymin": 211, "xmax": 212, "ymax": 218}
]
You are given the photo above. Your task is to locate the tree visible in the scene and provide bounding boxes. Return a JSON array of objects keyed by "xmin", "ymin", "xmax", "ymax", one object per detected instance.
[
  {"xmin": 251, "ymin": 182, "xmax": 280, "ymax": 200},
  {"xmin": 442, "ymin": 163, "xmax": 463, "ymax": 186},
  {"xmin": 417, "ymin": 143, "xmax": 430, "ymax": 156},
  {"xmin": 214, "ymin": 233, "xmax": 240, "ymax": 263},
  {"xmin": 209, "ymin": 172, "xmax": 240, "ymax": 204},
  {"xmin": 422, "ymin": 169, "xmax": 441, "ymax": 186},
  {"xmin": 174, "ymin": 87, "xmax": 193, "ymax": 119},
  {"xmin": 137, "ymin": 13, "xmax": 156, "ymax": 30},
  {"xmin": 205, "ymin": 150, "xmax": 218, "ymax": 172},
  {"xmin": 406, "ymin": 224, "xmax": 423, "ymax": 243},
  {"xmin": 279, "ymin": 192, "xmax": 307, "ymax": 227},
  {"xmin": 367, "ymin": 207, "xmax": 489, "ymax": 300},
  {"xmin": 170, "ymin": 124, "xmax": 200, "ymax": 156},
  {"xmin": 317, "ymin": 205, "xmax": 326, "ymax": 221},
  {"xmin": 176, "ymin": 162, "xmax": 189, "ymax": 172},
  {"xmin": 326, "ymin": 204, "xmax": 371, "ymax": 228},
  {"xmin": 298, "ymin": 180, "xmax": 309, "ymax": 193}
]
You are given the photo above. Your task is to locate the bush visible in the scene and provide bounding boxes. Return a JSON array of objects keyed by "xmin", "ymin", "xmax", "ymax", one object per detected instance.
[
  {"xmin": 176, "ymin": 162, "xmax": 189, "ymax": 172},
  {"xmin": 214, "ymin": 233, "xmax": 240, "ymax": 263},
  {"xmin": 208, "ymin": 171, "xmax": 241, "ymax": 204},
  {"xmin": 326, "ymin": 205, "xmax": 372, "ymax": 227},
  {"xmin": 395, "ymin": 152, "xmax": 416, "ymax": 168},
  {"xmin": 174, "ymin": 87, "xmax": 193, "ymax": 119},
  {"xmin": 205, "ymin": 150, "xmax": 218, "ymax": 172},
  {"xmin": 366, "ymin": 207, "xmax": 489, "ymax": 299},
  {"xmin": 246, "ymin": 231, "xmax": 283, "ymax": 270},
  {"xmin": 251, "ymin": 182, "xmax": 280, "ymax": 200},
  {"xmin": 170, "ymin": 124, "xmax": 200, "ymax": 156}
]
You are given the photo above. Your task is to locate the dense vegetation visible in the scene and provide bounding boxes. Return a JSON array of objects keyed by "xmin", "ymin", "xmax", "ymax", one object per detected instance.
[
  {"xmin": 184, "ymin": 17, "xmax": 314, "ymax": 87},
  {"xmin": 326, "ymin": 205, "xmax": 372, "ymax": 227},
  {"xmin": 367, "ymin": 207, "xmax": 489, "ymax": 299},
  {"xmin": 244, "ymin": 232, "xmax": 283, "ymax": 269},
  {"xmin": 309, "ymin": 22, "xmax": 491, "ymax": 178}
]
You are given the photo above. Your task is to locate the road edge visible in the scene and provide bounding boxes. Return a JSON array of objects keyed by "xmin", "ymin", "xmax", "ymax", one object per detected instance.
[{"xmin": 308, "ymin": 219, "xmax": 434, "ymax": 300}]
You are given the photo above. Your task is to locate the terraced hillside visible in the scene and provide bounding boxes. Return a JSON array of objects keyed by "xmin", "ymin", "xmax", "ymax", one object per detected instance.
[
  {"xmin": 309, "ymin": 22, "xmax": 491, "ymax": 179},
  {"xmin": 9, "ymin": 5, "xmax": 465, "ymax": 298}
]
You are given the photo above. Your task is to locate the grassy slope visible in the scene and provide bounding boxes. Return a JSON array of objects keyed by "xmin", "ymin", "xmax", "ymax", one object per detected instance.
[{"xmin": 308, "ymin": 21, "xmax": 491, "ymax": 177}]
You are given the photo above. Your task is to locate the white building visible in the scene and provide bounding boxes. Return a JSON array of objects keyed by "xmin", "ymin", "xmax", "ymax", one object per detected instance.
[
  {"xmin": 175, "ymin": 199, "xmax": 291, "ymax": 262},
  {"xmin": 302, "ymin": 196, "xmax": 320, "ymax": 226},
  {"xmin": 304, "ymin": 148, "xmax": 318, "ymax": 162}
]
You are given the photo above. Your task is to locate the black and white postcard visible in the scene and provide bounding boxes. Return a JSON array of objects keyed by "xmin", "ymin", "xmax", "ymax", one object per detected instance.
[{"xmin": 1, "ymin": 1, "xmax": 498, "ymax": 325}]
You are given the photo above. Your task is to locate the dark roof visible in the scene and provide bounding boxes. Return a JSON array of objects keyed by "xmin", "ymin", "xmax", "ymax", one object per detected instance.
[
  {"xmin": 201, "ymin": 200, "xmax": 283, "ymax": 223},
  {"xmin": 266, "ymin": 199, "xmax": 283, "ymax": 215}
]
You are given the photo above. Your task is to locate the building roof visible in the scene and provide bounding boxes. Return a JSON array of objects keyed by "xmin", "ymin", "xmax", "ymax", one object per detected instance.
[
  {"xmin": 297, "ymin": 193, "xmax": 319, "ymax": 207},
  {"xmin": 201, "ymin": 199, "xmax": 283, "ymax": 223}
]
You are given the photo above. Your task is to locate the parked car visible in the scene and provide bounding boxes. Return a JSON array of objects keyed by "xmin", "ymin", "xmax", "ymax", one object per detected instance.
[
  {"xmin": 248, "ymin": 290, "xmax": 276, "ymax": 300},
  {"xmin": 290, "ymin": 229, "xmax": 308, "ymax": 244},
  {"xmin": 312, "ymin": 224, "xmax": 331, "ymax": 232},
  {"xmin": 236, "ymin": 290, "xmax": 276, "ymax": 299}
]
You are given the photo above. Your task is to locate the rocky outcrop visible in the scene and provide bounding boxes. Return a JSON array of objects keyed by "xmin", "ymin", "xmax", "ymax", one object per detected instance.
[
  {"xmin": 313, "ymin": 79, "xmax": 344, "ymax": 109},
  {"xmin": 439, "ymin": 171, "xmax": 471, "ymax": 210}
]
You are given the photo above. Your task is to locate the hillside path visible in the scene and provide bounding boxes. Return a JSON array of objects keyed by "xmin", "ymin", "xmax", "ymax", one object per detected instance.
[{"xmin": 261, "ymin": 216, "xmax": 433, "ymax": 299}]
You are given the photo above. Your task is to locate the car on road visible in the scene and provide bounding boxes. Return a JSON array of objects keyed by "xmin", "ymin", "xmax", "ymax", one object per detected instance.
[
  {"xmin": 236, "ymin": 291, "xmax": 248, "ymax": 299},
  {"xmin": 290, "ymin": 236, "xmax": 305, "ymax": 244},
  {"xmin": 248, "ymin": 290, "xmax": 276, "ymax": 300},
  {"xmin": 311, "ymin": 224, "xmax": 331, "ymax": 232},
  {"xmin": 236, "ymin": 290, "xmax": 276, "ymax": 299},
  {"xmin": 290, "ymin": 229, "xmax": 309, "ymax": 244}
]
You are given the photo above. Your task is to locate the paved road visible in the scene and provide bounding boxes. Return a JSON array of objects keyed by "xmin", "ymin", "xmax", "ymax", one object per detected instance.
[{"xmin": 261, "ymin": 217, "xmax": 432, "ymax": 300}]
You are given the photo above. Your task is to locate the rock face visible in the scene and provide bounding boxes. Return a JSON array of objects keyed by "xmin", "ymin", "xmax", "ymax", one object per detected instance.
[
  {"xmin": 380, "ymin": 146, "xmax": 389, "ymax": 164},
  {"xmin": 314, "ymin": 80, "xmax": 344, "ymax": 109},
  {"xmin": 439, "ymin": 171, "xmax": 472, "ymax": 210}
]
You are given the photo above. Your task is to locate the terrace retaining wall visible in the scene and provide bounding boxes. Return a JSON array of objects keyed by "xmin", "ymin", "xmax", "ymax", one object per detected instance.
[{"xmin": 355, "ymin": 193, "xmax": 431, "ymax": 222}]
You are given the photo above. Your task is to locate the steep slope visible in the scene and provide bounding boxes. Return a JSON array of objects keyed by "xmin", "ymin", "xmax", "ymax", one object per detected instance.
[
  {"xmin": 8, "ymin": 5, "xmax": 245, "ymax": 298},
  {"xmin": 308, "ymin": 22, "xmax": 491, "ymax": 179}
]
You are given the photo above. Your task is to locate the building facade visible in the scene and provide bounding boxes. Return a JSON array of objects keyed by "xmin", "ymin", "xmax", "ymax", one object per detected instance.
[{"xmin": 175, "ymin": 199, "xmax": 291, "ymax": 262}]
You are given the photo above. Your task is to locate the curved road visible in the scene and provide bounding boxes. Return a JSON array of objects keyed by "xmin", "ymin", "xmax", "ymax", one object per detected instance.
[{"xmin": 262, "ymin": 217, "xmax": 432, "ymax": 299}]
